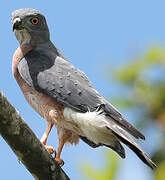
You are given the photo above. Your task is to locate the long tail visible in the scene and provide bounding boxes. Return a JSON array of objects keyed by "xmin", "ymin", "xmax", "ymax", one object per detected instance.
[
  {"xmin": 111, "ymin": 130, "xmax": 156, "ymax": 169},
  {"xmin": 105, "ymin": 117, "xmax": 156, "ymax": 169}
]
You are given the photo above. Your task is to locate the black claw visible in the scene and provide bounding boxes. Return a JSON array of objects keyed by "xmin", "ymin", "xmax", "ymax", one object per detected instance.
[
  {"xmin": 60, "ymin": 160, "xmax": 64, "ymax": 167},
  {"xmin": 53, "ymin": 150, "xmax": 56, "ymax": 158}
]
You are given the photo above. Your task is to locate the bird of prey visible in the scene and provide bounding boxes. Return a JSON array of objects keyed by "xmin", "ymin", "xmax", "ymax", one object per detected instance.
[{"xmin": 12, "ymin": 8, "xmax": 156, "ymax": 169}]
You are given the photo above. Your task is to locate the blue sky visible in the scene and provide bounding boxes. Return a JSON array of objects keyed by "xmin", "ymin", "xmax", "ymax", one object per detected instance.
[{"xmin": 0, "ymin": 0, "xmax": 164, "ymax": 179}]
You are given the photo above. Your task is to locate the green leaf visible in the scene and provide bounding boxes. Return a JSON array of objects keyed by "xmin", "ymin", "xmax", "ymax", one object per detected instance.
[{"xmin": 155, "ymin": 161, "xmax": 165, "ymax": 180}]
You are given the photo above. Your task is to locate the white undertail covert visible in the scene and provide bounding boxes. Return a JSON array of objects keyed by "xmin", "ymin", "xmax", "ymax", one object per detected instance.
[{"xmin": 63, "ymin": 107, "xmax": 117, "ymax": 145}]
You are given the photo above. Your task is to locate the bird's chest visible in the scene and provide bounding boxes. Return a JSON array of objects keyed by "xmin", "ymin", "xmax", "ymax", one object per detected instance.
[
  {"xmin": 23, "ymin": 88, "xmax": 43, "ymax": 116},
  {"xmin": 21, "ymin": 81, "xmax": 64, "ymax": 123},
  {"xmin": 14, "ymin": 72, "xmax": 64, "ymax": 125},
  {"xmin": 22, "ymin": 84, "xmax": 81, "ymax": 135},
  {"xmin": 12, "ymin": 46, "xmax": 64, "ymax": 124},
  {"xmin": 16, "ymin": 72, "xmax": 81, "ymax": 137}
]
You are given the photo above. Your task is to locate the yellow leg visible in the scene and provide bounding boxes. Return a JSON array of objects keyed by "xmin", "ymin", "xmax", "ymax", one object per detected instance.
[
  {"xmin": 55, "ymin": 129, "xmax": 72, "ymax": 166},
  {"xmin": 55, "ymin": 140, "xmax": 65, "ymax": 165},
  {"xmin": 40, "ymin": 122, "xmax": 54, "ymax": 154}
]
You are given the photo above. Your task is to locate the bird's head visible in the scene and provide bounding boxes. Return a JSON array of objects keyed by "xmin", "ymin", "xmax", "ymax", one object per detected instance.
[{"xmin": 12, "ymin": 8, "xmax": 50, "ymax": 46}]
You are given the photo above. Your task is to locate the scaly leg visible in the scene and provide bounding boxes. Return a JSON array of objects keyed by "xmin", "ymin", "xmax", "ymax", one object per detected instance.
[
  {"xmin": 40, "ymin": 122, "xmax": 54, "ymax": 154},
  {"xmin": 55, "ymin": 129, "xmax": 72, "ymax": 166},
  {"xmin": 55, "ymin": 140, "xmax": 65, "ymax": 166}
]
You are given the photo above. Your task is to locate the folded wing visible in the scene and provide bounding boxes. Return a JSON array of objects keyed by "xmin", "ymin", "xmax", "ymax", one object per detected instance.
[{"xmin": 18, "ymin": 49, "xmax": 145, "ymax": 140}]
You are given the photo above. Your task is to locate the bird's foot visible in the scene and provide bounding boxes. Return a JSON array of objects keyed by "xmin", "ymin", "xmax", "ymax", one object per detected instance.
[
  {"xmin": 44, "ymin": 145, "xmax": 54, "ymax": 154},
  {"xmin": 55, "ymin": 157, "xmax": 64, "ymax": 166}
]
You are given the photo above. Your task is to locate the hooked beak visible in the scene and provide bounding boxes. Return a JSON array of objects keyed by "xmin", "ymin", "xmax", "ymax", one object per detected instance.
[{"xmin": 12, "ymin": 17, "xmax": 22, "ymax": 31}]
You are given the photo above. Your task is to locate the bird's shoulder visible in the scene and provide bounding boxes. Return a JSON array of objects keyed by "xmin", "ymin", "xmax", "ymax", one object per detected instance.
[{"xmin": 18, "ymin": 47, "xmax": 103, "ymax": 112}]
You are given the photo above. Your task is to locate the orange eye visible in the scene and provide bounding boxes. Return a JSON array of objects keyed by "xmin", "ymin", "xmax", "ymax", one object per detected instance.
[{"xmin": 30, "ymin": 17, "xmax": 39, "ymax": 25}]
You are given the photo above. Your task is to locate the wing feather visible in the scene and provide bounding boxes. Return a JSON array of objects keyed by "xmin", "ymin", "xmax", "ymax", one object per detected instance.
[{"xmin": 18, "ymin": 49, "xmax": 144, "ymax": 139}]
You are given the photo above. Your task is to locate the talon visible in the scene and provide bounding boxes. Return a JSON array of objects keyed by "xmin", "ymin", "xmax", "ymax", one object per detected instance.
[
  {"xmin": 54, "ymin": 150, "xmax": 56, "ymax": 157},
  {"xmin": 55, "ymin": 157, "xmax": 64, "ymax": 166},
  {"xmin": 44, "ymin": 145, "xmax": 54, "ymax": 154},
  {"xmin": 60, "ymin": 160, "xmax": 64, "ymax": 167}
]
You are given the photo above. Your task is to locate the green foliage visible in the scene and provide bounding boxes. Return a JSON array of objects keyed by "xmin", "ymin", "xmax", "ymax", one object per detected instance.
[
  {"xmin": 155, "ymin": 161, "xmax": 165, "ymax": 180},
  {"xmin": 112, "ymin": 47, "xmax": 165, "ymax": 128},
  {"xmin": 80, "ymin": 151, "xmax": 119, "ymax": 180},
  {"xmin": 115, "ymin": 47, "xmax": 165, "ymax": 84},
  {"xmin": 113, "ymin": 47, "xmax": 165, "ymax": 179}
]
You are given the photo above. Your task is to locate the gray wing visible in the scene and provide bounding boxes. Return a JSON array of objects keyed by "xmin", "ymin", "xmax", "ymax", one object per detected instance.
[{"xmin": 18, "ymin": 49, "xmax": 145, "ymax": 139}]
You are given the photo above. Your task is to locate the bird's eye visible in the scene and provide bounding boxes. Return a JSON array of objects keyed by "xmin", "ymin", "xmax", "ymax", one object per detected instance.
[{"xmin": 30, "ymin": 17, "xmax": 39, "ymax": 25}]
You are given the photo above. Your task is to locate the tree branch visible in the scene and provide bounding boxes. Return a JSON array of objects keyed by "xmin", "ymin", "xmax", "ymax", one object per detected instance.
[{"xmin": 0, "ymin": 91, "xmax": 70, "ymax": 180}]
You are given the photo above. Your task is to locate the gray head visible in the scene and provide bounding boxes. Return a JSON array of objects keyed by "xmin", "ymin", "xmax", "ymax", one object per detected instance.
[{"xmin": 12, "ymin": 8, "xmax": 50, "ymax": 46}]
